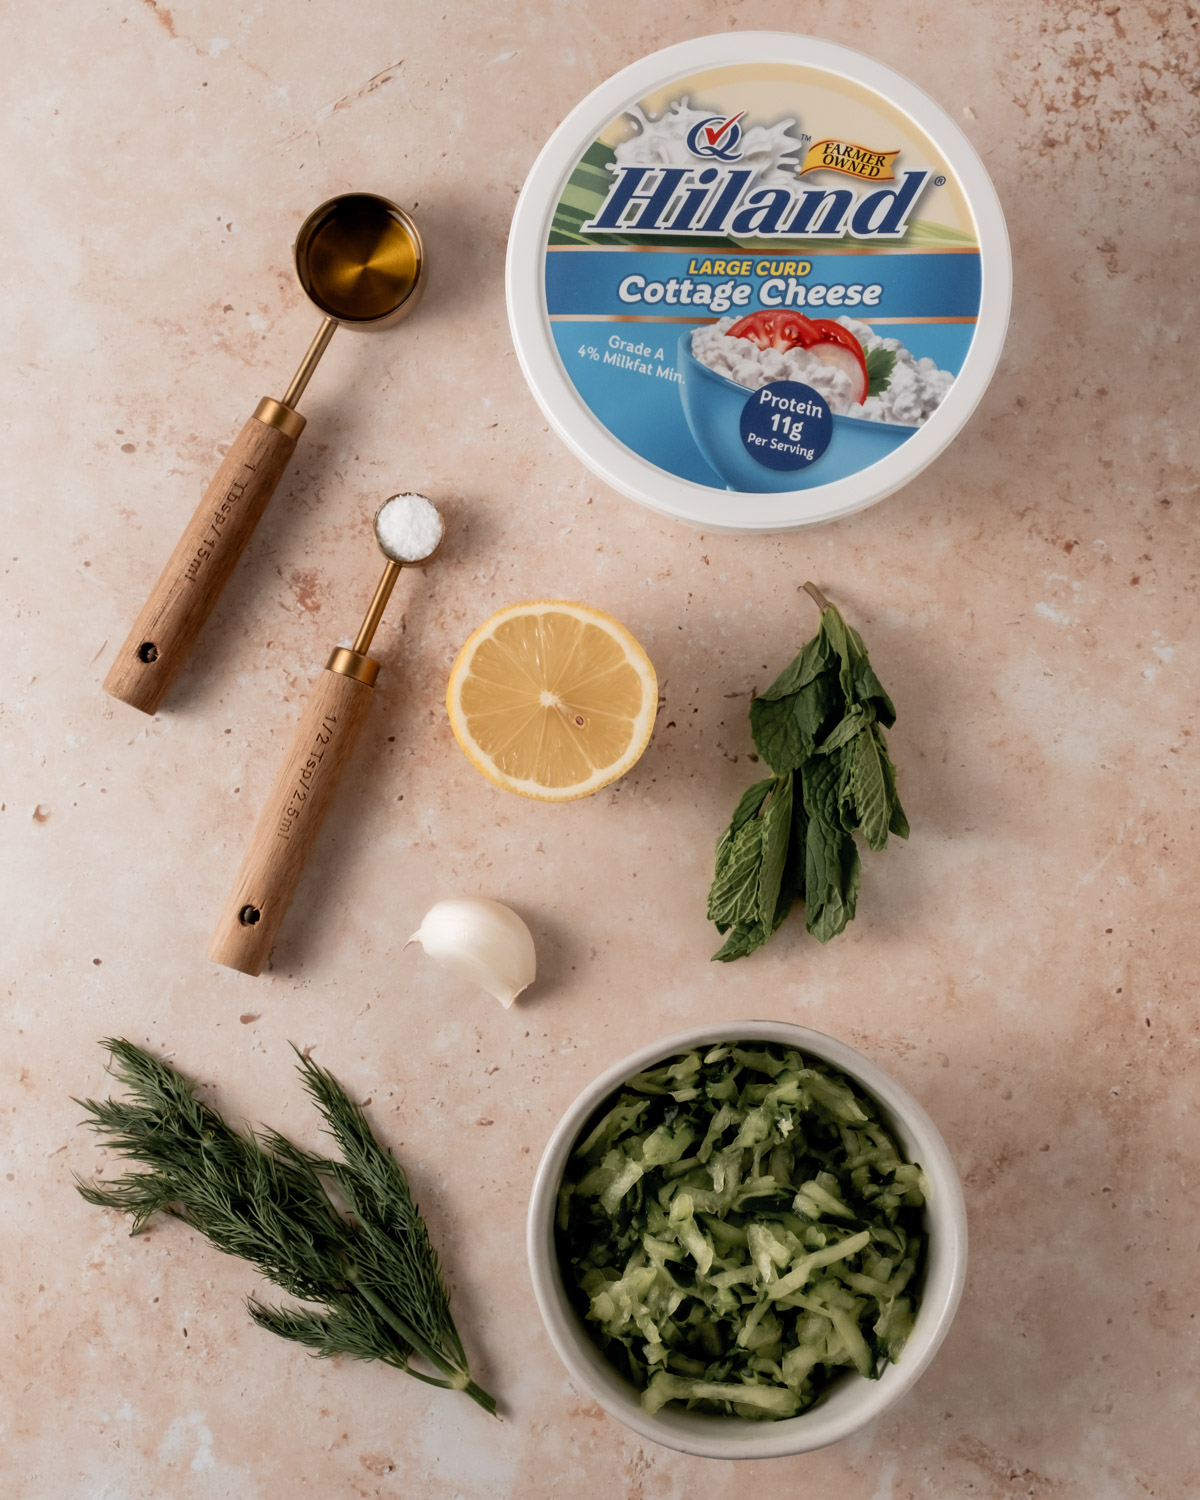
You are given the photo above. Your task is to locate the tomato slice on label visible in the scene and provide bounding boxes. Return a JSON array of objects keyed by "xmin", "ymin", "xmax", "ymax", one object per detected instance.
[
  {"xmin": 727, "ymin": 310, "xmax": 869, "ymax": 403},
  {"xmin": 728, "ymin": 310, "xmax": 820, "ymax": 352},
  {"xmin": 806, "ymin": 321, "xmax": 869, "ymax": 403},
  {"xmin": 807, "ymin": 320, "xmax": 867, "ymax": 361},
  {"xmin": 727, "ymin": 310, "xmax": 773, "ymax": 346}
]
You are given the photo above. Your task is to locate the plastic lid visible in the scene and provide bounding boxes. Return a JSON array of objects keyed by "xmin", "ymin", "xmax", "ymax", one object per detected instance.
[{"xmin": 507, "ymin": 33, "xmax": 1011, "ymax": 532}]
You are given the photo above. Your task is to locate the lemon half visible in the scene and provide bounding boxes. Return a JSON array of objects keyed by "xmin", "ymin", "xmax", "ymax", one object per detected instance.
[{"xmin": 446, "ymin": 601, "xmax": 658, "ymax": 801}]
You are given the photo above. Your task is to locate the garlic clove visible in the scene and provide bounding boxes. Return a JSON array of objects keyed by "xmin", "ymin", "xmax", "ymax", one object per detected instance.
[{"xmin": 407, "ymin": 897, "xmax": 536, "ymax": 1008}]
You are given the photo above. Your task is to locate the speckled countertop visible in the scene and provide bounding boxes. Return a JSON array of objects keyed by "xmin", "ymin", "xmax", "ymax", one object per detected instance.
[{"xmin": 2, "ymin": 2, "xmax": 1198, "ymax": 1496}]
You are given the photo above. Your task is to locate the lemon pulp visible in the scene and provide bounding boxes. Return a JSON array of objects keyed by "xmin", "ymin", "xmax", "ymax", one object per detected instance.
[{"xmin": 446, "ymin": 602, "xmax": 657, "ymax": 801}]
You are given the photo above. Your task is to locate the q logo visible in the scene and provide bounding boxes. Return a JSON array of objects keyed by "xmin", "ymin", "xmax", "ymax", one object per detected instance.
[{"xmin": 686, "ymin": 111, "xmax": 746, "ymax": 161}]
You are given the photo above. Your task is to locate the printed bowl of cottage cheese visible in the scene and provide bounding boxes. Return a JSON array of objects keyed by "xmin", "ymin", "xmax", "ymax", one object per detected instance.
[
  {"xmin": 677, "ymin": 314, "xmax": 956, "ymax": 492},
  {"xmin": 508, "ymin": 32, "xmax": 1010, "ymax": 530}
]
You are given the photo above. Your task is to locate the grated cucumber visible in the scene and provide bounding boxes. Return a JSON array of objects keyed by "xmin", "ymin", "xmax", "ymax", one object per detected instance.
[{"xmin": 556, "ymin": 1042, "xmax": 927, "ymax": 1420}]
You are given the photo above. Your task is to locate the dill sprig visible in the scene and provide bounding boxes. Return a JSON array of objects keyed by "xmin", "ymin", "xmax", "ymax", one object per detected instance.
[{"xmin": 74, "ymin": 1039, "xmax": 497, "ymax": 1415}]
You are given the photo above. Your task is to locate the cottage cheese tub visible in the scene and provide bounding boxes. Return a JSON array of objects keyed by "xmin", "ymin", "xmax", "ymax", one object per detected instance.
[{"xmin": 507, "ymin": 34, "xmax": 1011, "ymax": 531}]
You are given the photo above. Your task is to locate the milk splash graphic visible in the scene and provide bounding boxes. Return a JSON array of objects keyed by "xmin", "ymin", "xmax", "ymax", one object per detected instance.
[{"xmin": 611, "ymin": 97, "xmax": 810, "ymax": 189}]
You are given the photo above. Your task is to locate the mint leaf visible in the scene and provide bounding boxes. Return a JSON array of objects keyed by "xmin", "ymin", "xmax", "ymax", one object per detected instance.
[
  {"xmin": 756, "ymin": 633, "xmax": 830, "ymax": 702},
  {"xmin": 709, "ymin": 777, "xmax": 773, "ymax": 932},
  {"xmin": 890, "ymin": 797, "xmax": 910, "ymax": 840},
  {"xmin": 750, "ymin": 671, "xmax": 839, "ymax": 774},
  {"xmin": 818, "ymin": 703, "xmax": 876, "ymax": 756},
  {"xmin": 721, "ymin": 778, "xmax": 774, "ymax": 846},
  {"xmin": 772, "ymin": 794, "xmax": 806, "ymax": 933},
  {"xmin": 849, "ymin": 726, "xmax": 890, "ymax": 852},
  {"xmin": 818, "ymin": 607, "xmax": 897, "ymax": 727},
  {"xmin": 710, "ymin": 781, "xmax": 798, "ymax": 962},
  {"xmin": 712, "ymin": 920, "xmax": 768, "ymax": 963},
  {"xmin": 817, "ymin": 606, "xmax": 859, "ymax": 710},
  {"xmin": 865, "ymin": 346, "xmax": 897, "ymax": 398},
  {"xmin": 749, "ymin": 633, "xmax": 840, "ymax": 774},
  {"xmin": 708, "ymin": 780, "xmax": 792, "ymax": 942},
  {"xmin": 873, "ymin": 724, "xmax": 910, "ymax": 839},
  {"xmin": 808, "ymin": 832, "xmax": 861, "ymax": 944},
  {"xmin": 786, "ymin": 786, "xmax": 808, "ymax": 903},
  {"xmin": 846, "ymin": 634, "xmax": 897, "ymax": 727},
  {"xmin": 708, "ymin": 776, "xmax": 793, "ymax": 957},
  {"xmin": 756, "ymin": 773, "xmax": 793, "ymax": 932},
  {"xmin": 708, "ymin": 815, "xmax": 766, "ymax": 929},
  {"xmin": 835, "ymin": 740, "xmax": 861, "ymax": 835},
  {"xmin": 802, "ymin": 755, "xmax": 862, "ymax": 943}
]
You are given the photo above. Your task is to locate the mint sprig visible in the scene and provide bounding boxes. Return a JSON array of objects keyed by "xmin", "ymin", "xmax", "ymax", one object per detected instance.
[{"xmin": 708, "ymin": 585, "xmax": 908, "ymax": 961}]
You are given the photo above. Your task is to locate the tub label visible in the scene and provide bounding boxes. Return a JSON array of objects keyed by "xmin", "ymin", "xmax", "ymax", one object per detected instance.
[{"xmin": 542, "ymin": 63, "xmax": 983, "ymax": 494}]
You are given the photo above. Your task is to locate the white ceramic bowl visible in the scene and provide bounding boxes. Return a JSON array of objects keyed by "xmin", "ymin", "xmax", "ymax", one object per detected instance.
[{"xmin": 527, "ymin": 1021, "xmax": 967, "ymax": 1459}]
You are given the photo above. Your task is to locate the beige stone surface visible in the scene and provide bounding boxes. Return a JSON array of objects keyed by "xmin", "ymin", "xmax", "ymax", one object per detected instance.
[{"xmin": 2, "ymin": 0, "xmax": 1197, "ymax": 1494}]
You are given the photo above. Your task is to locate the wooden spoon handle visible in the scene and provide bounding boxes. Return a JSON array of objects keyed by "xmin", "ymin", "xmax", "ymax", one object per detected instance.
[
  {"xmin": 207, "ymin": 662, "xmax": 376, "ymax": 976},
  {"xmin": 102, "ymin": 400, "xmax": 304, "ymax": 715}
]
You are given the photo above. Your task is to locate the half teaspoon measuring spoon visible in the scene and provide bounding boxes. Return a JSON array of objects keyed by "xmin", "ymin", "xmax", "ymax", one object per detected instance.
[
  {"xmin": 207, "ymin": 494, "xmax": 444, "ymax": 977},
  {"xmin": 103, "ymin": 193, "xmax": 425, "ymax": 715}
]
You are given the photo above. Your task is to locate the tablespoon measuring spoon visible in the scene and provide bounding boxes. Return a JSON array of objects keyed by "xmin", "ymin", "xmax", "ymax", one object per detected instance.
[
  {"xmin": 207, "ymin": 494, "xmax": 445, "ymax": 977},
  {"xmin": 103, "ymin": 193, "xmax": 425, "ymax": 715}
]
